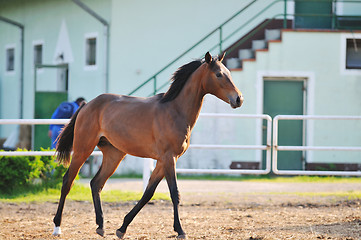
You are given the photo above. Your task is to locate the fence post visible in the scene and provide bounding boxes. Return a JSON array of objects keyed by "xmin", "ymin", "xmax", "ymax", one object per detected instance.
[{"xmin": 142, "ymin": 158, "xmax": 154, "ymax": 192}]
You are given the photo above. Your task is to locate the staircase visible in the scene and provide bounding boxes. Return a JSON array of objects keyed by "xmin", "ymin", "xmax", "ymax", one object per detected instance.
[
  {"xmin": 127, "ymin": 0, "xmax": 361, "ymax": 97},
  {"xmin": 127, "ymin": 0, "xmax": 279, "ymax": 96},
  {"xmin": 223, "ymin": 19, "xmax": 292, "ymax": 70}
]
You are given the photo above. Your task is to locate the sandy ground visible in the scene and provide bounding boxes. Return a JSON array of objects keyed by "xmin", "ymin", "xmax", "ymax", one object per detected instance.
[{"xmin": 1, "ymin": 179, "xmax": 361, "ymax": 239}]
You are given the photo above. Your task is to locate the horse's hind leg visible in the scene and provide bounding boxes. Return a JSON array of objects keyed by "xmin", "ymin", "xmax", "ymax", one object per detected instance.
[
  {"xmin": 116, "ymin": 161, "xmax": 165, "ymax": 239},
  {"xmin": 53, "ymin": 125, "xmax": 99, "ymax": 236},
  {"xmin": 53, "ymin": 150, "xmax": 93, "ymax": 235},
  {"xmin": 91, "ymin": 140, "xmax": 126, "ymax": 236}
]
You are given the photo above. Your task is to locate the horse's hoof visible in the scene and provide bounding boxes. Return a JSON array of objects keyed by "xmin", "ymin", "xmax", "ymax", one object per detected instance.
[
  {"xmin": 96, "ymin": 227, "xmax": 104, "ymax": 237},
  {"xmin": 177, "ymin": 234, "xmax": 187, "ymax": 239},
  {"xmin": 116, "ymin": 229, "xmax": 126, "ymax": 239},
  {"xmin": 52, "ymin": 226, "xmax": 61, "ymax": 236}
]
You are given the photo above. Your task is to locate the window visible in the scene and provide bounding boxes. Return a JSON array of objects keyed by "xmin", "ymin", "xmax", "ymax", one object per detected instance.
[
  {"xmin": 341, "ymin": 34, "xmax": 361, "ymax": 74},
  {"xmin": 6, "ymin": 47, "xmax": 15, "ymax": 72},
  {"xmin": 346, "ymin": 38, "xmax": 361, "ymax": 69},
  {"xmin": 85, "ymin": 37, "xmax": 96, "ymax": 66},
  {"xmin": 84, "ymin": 33, "xmax": 98, "ymax": 70},
  {"xmin": 34, "ymin": 44, "xmax": 43, "ymax": 66}
]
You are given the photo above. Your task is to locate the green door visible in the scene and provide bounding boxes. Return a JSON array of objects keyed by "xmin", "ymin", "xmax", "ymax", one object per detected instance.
[
  {"xmin": 34, "ymin": 92, "xmax": 67, "ymax": 150},
  {"xmin": 295, "ymin": 0, "xmax": 333, "ymax": 29},
  {"xmin": 263, "ymin": 80, "xmax": 304, "ymax": 170}
]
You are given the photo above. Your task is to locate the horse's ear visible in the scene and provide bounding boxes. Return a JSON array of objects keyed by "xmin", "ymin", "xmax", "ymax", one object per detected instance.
[
  {"xmin": 218, "ymin": 52, "xmax": 226, "ymax": 62},
  {"xmin": 205, "ymin": 52, "xmax": 212, "ymax": 64}
]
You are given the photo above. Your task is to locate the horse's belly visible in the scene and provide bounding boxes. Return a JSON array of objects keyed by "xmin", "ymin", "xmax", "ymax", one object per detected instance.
[
  {"xmin": 106, "ymin": 133, "xmax": 157, "ymax": 159},
  {"xmin": 119, "ymin": 143, "xmax": 155, "ymax": 159}
]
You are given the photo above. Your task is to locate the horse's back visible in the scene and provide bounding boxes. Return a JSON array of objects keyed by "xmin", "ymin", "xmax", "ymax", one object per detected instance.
[{"xmin": 75, "ymin": 93, "xmax": 163, "ymax": 158}]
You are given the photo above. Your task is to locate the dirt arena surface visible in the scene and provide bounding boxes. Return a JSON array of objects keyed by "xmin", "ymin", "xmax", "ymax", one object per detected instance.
[{"xmin": 1, "ymin": 179, "xmax": 361, "ymax": 240}]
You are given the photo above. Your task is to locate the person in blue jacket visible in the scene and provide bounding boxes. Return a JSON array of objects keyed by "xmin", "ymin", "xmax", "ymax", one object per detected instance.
[{"xmin": 48, "ymin": 97, "xmax": 86, "ymax": 149}]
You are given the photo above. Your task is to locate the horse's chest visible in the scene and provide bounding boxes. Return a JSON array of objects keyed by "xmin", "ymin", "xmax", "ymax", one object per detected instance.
[
  {"xmin": 157, "ymin": 129, "xmax": 190, "ymax": 156},
  {"xmin": 173, "ymin": 132, "xmax": 191, "ymax": 156},
  {"xmin": 155, "ymin": 114, "xmax": 192, "ymax": 156}
]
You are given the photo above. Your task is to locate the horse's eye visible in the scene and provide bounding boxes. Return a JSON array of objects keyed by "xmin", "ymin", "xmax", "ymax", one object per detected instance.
[{"xmin": 216, "ymin": 72, "xmax": 222, "ymax": 78}]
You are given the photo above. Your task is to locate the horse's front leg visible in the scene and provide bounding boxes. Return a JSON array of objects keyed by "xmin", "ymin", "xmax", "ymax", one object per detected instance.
[
  {"xmin": 164, "ymin": 158, "xmax": 186, "ymax": 239},
  {"xmin": 116, "ymin": 161, "xmax": 165, "ymax": 239}
]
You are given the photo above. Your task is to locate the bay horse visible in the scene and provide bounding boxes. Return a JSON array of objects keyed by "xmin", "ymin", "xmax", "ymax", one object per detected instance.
[{"xmin": 52, "ymin": 52, "xmax": 243, "ymax": 239}]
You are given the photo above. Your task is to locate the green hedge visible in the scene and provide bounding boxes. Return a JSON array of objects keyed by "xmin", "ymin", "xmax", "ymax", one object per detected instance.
[{"xmin": 0, "ymin": 149, "xmax": 67, "ymax": 193}]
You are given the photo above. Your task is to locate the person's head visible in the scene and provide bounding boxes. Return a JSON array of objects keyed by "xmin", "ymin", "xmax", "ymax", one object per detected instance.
[{"xmin": 75, "ymin": 97, "xmax": 86, "ymax": 105}]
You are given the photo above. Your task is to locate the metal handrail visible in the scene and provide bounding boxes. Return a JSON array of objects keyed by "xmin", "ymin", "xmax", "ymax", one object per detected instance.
[
  {"xmin": 130, "ymin": 0, "xmax": 361, "ymax": 96},
  {"xmin": 128, "ymin": 0, "xmax": 258, "ymax": 95}
]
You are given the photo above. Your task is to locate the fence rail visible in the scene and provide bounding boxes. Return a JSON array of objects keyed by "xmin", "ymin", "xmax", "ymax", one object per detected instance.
[
  {"xmin": 177, "ymin": 113, "xmax": 272, "ymax": 175},
  {"xmin": 0, "ymin": 119, "xmax": 102, "ymax": 156},
  {"xmin": 142, "ymin": 113, "xmax": 272, "ymax": 190},
  {"xmin": 272, "ymin": 115, "xmax": 361, "ymax": 176},
  {"xmin": 1, "ymin": 114, "xmax": 361, "ymax": 184},
  {"xmin": 0, "ymin": 114, "xmax": 272, "ymax": 191}
]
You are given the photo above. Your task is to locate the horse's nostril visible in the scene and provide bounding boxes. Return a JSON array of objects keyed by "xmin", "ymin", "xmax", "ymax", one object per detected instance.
[{"xmin": 236, "ymin": 96, "xmax": 241, "ymax": 105}]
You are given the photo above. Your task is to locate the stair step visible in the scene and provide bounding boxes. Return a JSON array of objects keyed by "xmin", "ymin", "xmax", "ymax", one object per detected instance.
[
  {"xmin": 238, "ymin": 49, "xmax": 254, "ymax": 60},
  {"xmin": 252, "ymin": 39, "xmax": 267, "ymax": 50},
  {"xmin": 226, "ymin": 58, "xmax": 241, "ymax": 69},
  {"xmin": 265, "ymin": 29, "xmax": 281, "ymax": 41}
]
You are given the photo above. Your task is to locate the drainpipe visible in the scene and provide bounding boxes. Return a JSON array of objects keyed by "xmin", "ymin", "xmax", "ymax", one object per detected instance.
[
  {"xmin": 72, "ymin": 0, "xmax": 110, "ymax": 93},
  {"xmin": 0, "ymin": 16, "xmax": 24, "ymax": 118}
]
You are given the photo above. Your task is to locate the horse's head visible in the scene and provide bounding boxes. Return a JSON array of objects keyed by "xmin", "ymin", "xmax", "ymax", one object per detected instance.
[{"xmin": 201, "ymin": 52, "xmax": 243, "ymax": 109}]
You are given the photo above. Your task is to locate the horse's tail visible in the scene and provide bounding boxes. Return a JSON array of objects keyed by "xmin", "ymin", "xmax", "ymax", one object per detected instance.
[{"xmin": 56, "ymin": 103, "xmax": 86, "ymax": 166}]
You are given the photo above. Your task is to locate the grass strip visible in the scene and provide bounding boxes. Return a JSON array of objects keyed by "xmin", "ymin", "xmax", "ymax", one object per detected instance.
[
  {"xmin": 176, "ymin": 174, "xmax": 361, "ymax": 183},
  {"xmin": 0, "ymin": 183, "xmax": 170, "ymax": 203}
]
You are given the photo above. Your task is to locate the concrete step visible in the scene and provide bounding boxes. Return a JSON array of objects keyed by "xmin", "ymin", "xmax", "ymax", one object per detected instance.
[
  {"xmin": 238, "ymin": 49, "xmax": 255, "ymax": 60},
  {"xmin": 226, "ymin": 29, "xmax": 282, "ymax": 70},
  {"xmin": 252, "ymin": 39, "xmax": 267, "ymax": 50},
  {"xmin": 226, "ymin": 58, "xmax": 241, "ymax": 69},
  {"xmin": 265, "ymin": 29, "xmax": 281, "ymax": 41}
]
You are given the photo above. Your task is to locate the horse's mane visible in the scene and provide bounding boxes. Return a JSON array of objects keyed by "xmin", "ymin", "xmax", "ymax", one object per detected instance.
[{"xmin": 160, "ymin": 59, "xmax": 203, "ymax": 103}]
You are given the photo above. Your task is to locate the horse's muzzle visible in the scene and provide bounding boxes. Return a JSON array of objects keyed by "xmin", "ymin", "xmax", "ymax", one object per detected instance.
[{"xmin": 230, "ymin": 95, "xmax": 244, "ymax": 109}]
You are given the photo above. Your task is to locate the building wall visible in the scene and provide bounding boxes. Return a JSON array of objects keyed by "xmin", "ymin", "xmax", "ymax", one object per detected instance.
[
  {"xmin": 0, "ymin": 0, "xmax": 111, "ymax": 139},
  {"xmin": 0, "ymin": 0, "xmax": 111, "ymax": 120},
  {"xmin": 0, "ymin": 0, "xmax": 283, "ymax": 173},
  {"xmin": 224, "ymin": 30, "xmax": 361, "ymax": 166},
  {"xmin": 178, "ymin": 30, "xmax": 361, "ymax": 171},
  {"xmin": 0, "ymin": 17, "xmax": 22, "ymax": 136},
  {"xmin": 1, "ymin": 1, "xmax": 361, "ymax": 173},
  {"xmin": 108, "ymin": 0, "xmax": 283, "ymax": 96},
  {"xmin": 107, "ymin": 0, "xmax": 279, "ymax": 173},
  {"xmin": 0, "ymin": 0, "xmax": 281, "ymax": 131}
]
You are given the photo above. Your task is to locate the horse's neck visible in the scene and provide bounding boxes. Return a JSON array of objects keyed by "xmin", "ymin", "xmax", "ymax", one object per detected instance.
[{"xmin": 171, "ymin": 69, "xmax": 206, "ymax": 129}]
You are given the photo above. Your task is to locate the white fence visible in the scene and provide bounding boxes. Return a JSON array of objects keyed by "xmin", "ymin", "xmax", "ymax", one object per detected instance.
[
  {"xmin": 1, "ymin": 114, "xmax": 361, "ymax": 188},
  {"xmin": 273, "ymin": 115, "xmax": 361, "ymax": 176},
  {"xmin": 0, "ymin": 119, "xmax": 103, "ymax": 156},
  {"xmin": 142, "ymin": 113, "xmax": 272, "ymax": 190},
  {"xmin": 179, "ymin": 113, "xmax": 273, "ymax": 175},
  {"xmin": 0, "ymin": 114, "xmax": 272, "ymax": 190}
]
